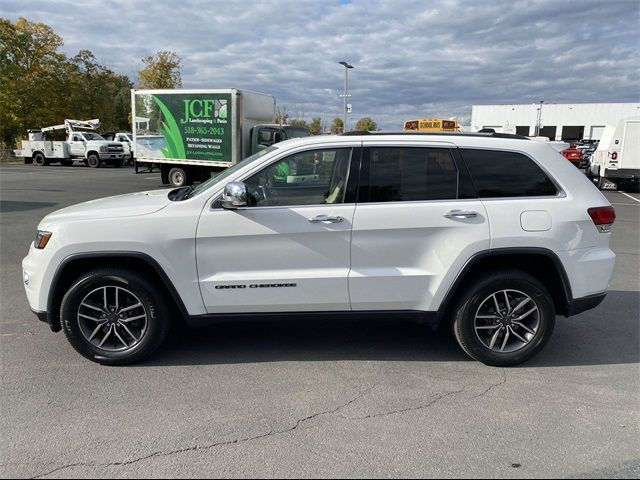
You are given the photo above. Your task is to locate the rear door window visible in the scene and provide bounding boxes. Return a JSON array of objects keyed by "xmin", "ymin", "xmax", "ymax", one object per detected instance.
[
  {"xmin": 361, "ymin": 147, "xmax": 458, "ymax": 202},
  {"xmin": 460, "ymin": 149, "xmax": 558, "ymax": 197}
]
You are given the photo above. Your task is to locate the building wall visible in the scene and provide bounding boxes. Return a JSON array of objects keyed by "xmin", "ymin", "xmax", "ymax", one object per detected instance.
[{"xmin": 471, "ymin": 103, "xmax": 640, "ymax": 140}]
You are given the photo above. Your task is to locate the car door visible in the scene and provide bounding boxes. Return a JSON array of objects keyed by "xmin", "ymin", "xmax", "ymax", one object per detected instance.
[
  {"xmin": 68, "ymin": 134, "xmax": 85, "ymax": 157},
  {"xmin": 348, "ymin": 143, "xmax": 490, "ymax": 312},
  {"xmin": 196, "ymin": 145, "xmax": 359, "ymax": 313}
]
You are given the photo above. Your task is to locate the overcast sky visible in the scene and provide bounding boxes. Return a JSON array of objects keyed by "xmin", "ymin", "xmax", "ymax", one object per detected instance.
[{"xmin": 4, "ymin": 0, "xmax": 639, "ymax": 129}]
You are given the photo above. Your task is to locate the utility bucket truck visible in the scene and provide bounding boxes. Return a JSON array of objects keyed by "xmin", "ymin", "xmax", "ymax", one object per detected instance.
[
  {"xmin": 14, "ymin": 119, "xmax": 125, "ymax": 167},
  {"xmin": 131, "ymin": 89, "xmax": 310, "ymax": 187}
]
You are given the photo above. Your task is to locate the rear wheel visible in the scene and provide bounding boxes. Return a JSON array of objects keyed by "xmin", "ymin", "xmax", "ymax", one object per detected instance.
[
  {"xmin": 452, "ymin": 269, "xmax": 555, "ymax": 366},
  {"xmin": 168, "ymin": 167, "xmax": 192, "ymax": 187},
  {"xmin": 59, "ymin": 268, "xmax": 171, "ymax": 365},
  {"xmin": 87, "ymin": 154, "xmax": 101, "ymax": 168},
  {"xmin": 33, "ymin": 152, "xmax": 48, "ymax": 166}
]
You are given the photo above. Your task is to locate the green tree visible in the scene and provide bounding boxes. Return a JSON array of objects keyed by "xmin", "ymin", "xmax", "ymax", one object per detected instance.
[
  {"xmin": 289, "ymin": 118, "xmax": 309, "ymax": 129},
  {"xmin": 309, "ymin": 116, "xmax": 322, "ymax": 135},
  {"xmin": 330, "ymin": 117, "xmax": 344, "ymax": 134},
  {"xmin": 138, "ymin": 51, "xmax": 182, "ymax": 89},
  {"xmin": 355, "ymin": 117, "xmax": 378, "ymax": 132},
  {"xmin": 0, "ymin": 17, "xmax": 67, "ymax": 145}
]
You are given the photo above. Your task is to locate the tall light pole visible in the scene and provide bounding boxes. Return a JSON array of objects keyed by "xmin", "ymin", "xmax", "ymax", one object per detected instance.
[
  {"xmin": 535, "ymin": 100, "xmax": 544, "ymax": 136},
  {"xmin": 339, "ymin": 61, "xmax": 353, "ymax": 133}
]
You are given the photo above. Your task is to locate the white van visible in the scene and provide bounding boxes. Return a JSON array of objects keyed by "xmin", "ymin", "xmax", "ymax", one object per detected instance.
[{"xmin": 588, "ymin": 117, "xmax": 640, "ymax": 189}]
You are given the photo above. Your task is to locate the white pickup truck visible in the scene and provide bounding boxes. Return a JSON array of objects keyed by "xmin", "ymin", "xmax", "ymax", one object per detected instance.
[
  {"xmin": 14, "ymin": 119, "xmax": 125, "ymax": 168},
  {"xmin": 101, "ymin": 132, "xmax": 134, "ymax": 164}
]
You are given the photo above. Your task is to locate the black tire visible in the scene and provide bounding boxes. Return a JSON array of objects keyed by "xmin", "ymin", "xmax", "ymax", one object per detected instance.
[
  {"xmin": 33, "ymin": 152, "xmax": 48, "ymax": 166},
  {"xmin": 452, "ymin": 269, "xmax": 555, "ymax": 366},
  {"xmin": 60, "ymin": 159, "xmax": 74, "ymax": 167},
  {"xmin": 59, "ymin": 268, "xmax": 171, "ymax": 365},
  {"xmin": 168, "ymin": 167, "xmax": 192, "ymax": 187},
  {"xmin": 87, "ymin": 153, "xmax": 101, "ymax": 168}
]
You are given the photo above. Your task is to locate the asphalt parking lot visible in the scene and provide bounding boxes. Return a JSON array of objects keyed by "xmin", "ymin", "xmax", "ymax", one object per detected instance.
[{"xmin": 1, "ymin": 164, "xmax": 638, "ymax": 478}]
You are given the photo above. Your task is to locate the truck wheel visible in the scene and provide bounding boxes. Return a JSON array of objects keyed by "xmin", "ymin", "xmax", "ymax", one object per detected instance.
[
  {"xmin": 596, "ymin": 173, "xmax": 615, "ymax": 190},
  {"xmin": 452, "ymin": 269, "xmax": 555, "ymax": 366},
  {"xmin": 59, "ymin": 268, "xmax": 171, "ymax": 365},
  {"xmin": 168, "ymin": 167, "xmax": 192, "ymax": 187},
  {"xmin": 87, "ymin": 154, "xmax": 101, "ymax": 168},
  {"xmin": 33, "ymin": 152, "xmax": 48, "ymax": 166},
  {"xmin": 60, "ymin": 160, "xmax": 73, "ymax": 167}
]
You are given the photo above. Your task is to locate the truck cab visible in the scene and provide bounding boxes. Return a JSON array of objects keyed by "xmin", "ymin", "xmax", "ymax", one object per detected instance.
[
  {"xmin": 67, "ymin": 131, "xmax": 125, "ymax": 167},
  {"xmin": 251, "ymin": 124, "xmax": 311, "ymax": 152}
]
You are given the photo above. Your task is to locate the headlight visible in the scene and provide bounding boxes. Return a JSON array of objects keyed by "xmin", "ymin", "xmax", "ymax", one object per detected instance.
[
  {"xmin": 34, "ymin": 230, "xmax": 52, "ymax": 249},
  {"xmin": 100, "ymin": 146, "xmax": 108, "ymax": 153}
]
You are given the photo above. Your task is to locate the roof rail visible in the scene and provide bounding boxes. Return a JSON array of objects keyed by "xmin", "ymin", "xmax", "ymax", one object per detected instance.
[{"xmin": 339, "ymin": 131, "xmax": 530, "ymax": 140}]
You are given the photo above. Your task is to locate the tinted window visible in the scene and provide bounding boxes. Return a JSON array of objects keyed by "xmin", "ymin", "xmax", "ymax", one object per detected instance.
[
  {"xmin": 244, "ymin": 148, "xmax": 352, "ymax": 206},
  {"xmin": 461, "ymin": 149, "xmax": 558, "ymax": 198},
  {"xmin": 365, "ymin": 147, "xmax": 458, "ymax": 202}
]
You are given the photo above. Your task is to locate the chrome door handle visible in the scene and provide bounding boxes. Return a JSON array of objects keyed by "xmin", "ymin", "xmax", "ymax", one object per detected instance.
[
  {"xmin": 309, "ymin": 215, "xmax": 344, "ymax": 223},
  {"xmin": 444, "ymin": 210, "xmax": 478, "ymax": 219}
]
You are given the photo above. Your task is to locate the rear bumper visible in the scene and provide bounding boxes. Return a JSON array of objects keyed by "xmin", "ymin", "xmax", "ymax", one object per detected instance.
[
  {"xmin": 566, "ymin": 292, "xmax": 607, "ymax": 317},
  {"xmin": 605, "ymin": 168, "xmax": 640, "ymax": 180}
]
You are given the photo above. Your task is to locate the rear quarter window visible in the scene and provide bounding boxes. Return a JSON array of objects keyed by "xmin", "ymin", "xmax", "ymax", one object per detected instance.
[{"xmin": 460, "ymin": 149, "xmax": 558, "ymax": 198}]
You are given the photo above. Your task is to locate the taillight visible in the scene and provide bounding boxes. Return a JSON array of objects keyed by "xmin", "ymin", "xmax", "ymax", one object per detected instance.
[
  {"xmin": 588, "ymin": 206, "xmax": 616, "ymax": 233},
  {"xmin": 609, "ymin": 151, "xmax": 618, "ymax": 160}
]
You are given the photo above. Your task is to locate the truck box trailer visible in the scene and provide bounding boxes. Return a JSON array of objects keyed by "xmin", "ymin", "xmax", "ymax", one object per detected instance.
[
  {"xmin": 131, "ymin": 88, "xmax": 310, "ymax": 187},
  {"xmin": 588, "ymin": 117, "xmax": 640, "ymax": 189}
]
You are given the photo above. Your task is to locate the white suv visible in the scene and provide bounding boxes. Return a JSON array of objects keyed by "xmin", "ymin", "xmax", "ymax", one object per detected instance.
[{"xmin": 22, "ymin": 132, "xmax": 616, "ymax": 366}]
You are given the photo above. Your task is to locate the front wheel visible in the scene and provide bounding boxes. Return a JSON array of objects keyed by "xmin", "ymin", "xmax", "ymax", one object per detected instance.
[
  {"xmin": 87, "ymin": 154, "xmax": 101, "ymax": 168},
  {"xmin": 452, "ymin": 269, "xmax": 555, "ymax": 366},
  {"xmin": 59, "ymin": 268, "xmax": 171, "ymax": 365}
]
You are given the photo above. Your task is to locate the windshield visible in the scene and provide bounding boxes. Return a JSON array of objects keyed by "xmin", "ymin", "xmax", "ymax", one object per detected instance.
[
  {"xmin": 82, "ymin": 132, "xmax": 106, "ymax": 141},
  {"xmin": 185, "ymin": 146, "xmax": 278, "ymax": 199},
  {"xmin": 286, "ymin": 128, "xmax": 311, "ymax": 139}
]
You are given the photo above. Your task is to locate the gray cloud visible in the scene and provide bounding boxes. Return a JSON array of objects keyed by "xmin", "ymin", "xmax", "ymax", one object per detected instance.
[{"xmin": 4, "ymin": 0, "xmax": 639, "ymax": 129}]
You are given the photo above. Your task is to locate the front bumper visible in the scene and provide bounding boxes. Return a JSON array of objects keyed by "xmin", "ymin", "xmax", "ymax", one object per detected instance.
[{"xmin": 98, "ymin": 153, "xmax": 124, "ymax": 160}]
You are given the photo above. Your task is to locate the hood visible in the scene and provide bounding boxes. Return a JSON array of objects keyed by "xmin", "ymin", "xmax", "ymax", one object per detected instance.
[{"xmin": 40, "ymin": 189, "xmax": 173, "ymax": 225}]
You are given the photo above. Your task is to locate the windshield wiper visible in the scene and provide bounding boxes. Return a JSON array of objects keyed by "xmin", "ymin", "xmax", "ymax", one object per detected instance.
[
  {"xmin": 176, "ymin": 185, "xmax": 195, "ymax": 200},
  {"xmin": 168, "ymin": 186, "xmax": 193, "ymax": 201}
]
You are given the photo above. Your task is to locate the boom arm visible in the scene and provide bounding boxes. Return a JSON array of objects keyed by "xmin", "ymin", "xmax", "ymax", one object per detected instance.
[{"xmin": 41, "ymin": 119, "xmax": 100, "ymax": 135}]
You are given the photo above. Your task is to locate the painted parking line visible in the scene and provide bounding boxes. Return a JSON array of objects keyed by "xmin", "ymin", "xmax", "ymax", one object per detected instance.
[{"xmin": 619, "ymin": 191, "xmax": 640, "ymax": 203}]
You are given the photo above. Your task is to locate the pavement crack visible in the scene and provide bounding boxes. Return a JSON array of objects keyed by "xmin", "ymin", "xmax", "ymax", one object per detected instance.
[
  {"xmin": 474, "ymin": 368, "xmax": 507, "ymax": 398},
  {"xmin": 30, "ymin": 385, "xmax": 374, "ymax": 478},
  {"xmin": 349, "ymin": 386, "xmax": 466, "ymax": 420}
]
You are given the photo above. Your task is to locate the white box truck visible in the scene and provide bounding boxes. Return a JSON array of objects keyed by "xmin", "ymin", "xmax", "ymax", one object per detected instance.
[
  {"xmin": 131, "ymin": 88, "xmax": 310, "ymax": 187},
  {"xmin": 588, "ymin": 117, "xmax": 640, "ymax": 189}
]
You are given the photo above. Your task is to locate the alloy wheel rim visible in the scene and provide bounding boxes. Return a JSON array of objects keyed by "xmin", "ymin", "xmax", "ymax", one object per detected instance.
[
  {"xmin": 77, "ymin": 286, "xmax": 148, "ymax": 352},
  {"xmin": 474, "ymin": 289, "xmax": 540, "ymax": 353}
]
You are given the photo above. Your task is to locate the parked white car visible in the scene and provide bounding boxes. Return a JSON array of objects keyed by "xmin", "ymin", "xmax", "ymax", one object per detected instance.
[{"xmin": 23, "ymin": 132, "xmax": 616, "ymax": 365}]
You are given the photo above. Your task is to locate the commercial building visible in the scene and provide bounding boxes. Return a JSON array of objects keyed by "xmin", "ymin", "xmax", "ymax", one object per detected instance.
[{"xmin": 471, "ymin": 103, "xmax": 640, "ymax": 141}]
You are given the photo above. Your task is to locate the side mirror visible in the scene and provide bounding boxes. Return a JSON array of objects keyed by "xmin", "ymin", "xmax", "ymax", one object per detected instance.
[{"xmin": 221, "ymin": 181, "xmax": 248, "ymax": 209}]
